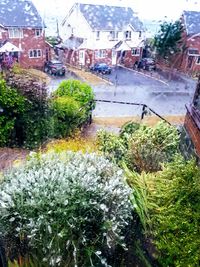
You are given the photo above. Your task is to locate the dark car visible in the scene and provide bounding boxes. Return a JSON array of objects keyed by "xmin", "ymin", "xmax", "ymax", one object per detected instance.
[
  {"xmin": 137, "ymin": 58, "xmax": 156, "ymax": 71},
  {"xmin": 90, "ymin": 63, "xmax": 111, "ymax": 74},
  {"xmin": 44, "ymin": 60, "xmax": 66, "ymax": 76}
]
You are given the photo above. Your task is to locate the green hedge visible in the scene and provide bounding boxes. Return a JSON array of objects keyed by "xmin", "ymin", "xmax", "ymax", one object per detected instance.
[{"xmin": 0, "ymin": 76, "xmax": 95, "ymax": 148}]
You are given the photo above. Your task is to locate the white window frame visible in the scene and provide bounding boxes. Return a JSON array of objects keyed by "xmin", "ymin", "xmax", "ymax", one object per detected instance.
[
  {"xmin": 196, "ymin": 56, "xmax": 200, "ymax": 65},
  {"xmin": 188, "ymin": 48, "xmax": 199, "ymax": 56},
  {"xmin": 131, "ymin": 48, "xmax": 140, "ymax": 56},
  {"xmin": 8, "ymin": 28, "xmax": 23, "ymax": 38},
  {"xmin": 29, "ymin": 49, "xmax": 42, "ymax": 58},
  {"xmin": 95, "ymin": 49, "xmax": 106, "ymax": 58},
  {"xmin": 124, "ymin": 31, "xmax": 131, "ymax": 40},
  {"xmin": 35, "ymin": 28, "xmax": 43, "ymax": 37}
]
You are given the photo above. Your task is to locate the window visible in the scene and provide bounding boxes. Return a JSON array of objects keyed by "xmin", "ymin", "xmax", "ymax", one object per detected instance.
[
  {"xmin": 196, "ymin": 56, "xmax": 200, "ymax": 64},
  {"xmin": 124, "ymin": 31, "xmax": 131, "ymax": 40},
  {"xmin": 79, "ymin": 51, "xmax": 84, "ymax": 59},
  {"xmin": 131, "ymin": 48, "xmax": 140, "ymax": 56},
  {"xmin": 35, "ymin": 28, "xmax": 43, "ymax": 37},
  {"xmin": 8, "ymin": 28, "xmax": 23, "ymax": 38},
  {"xmin": 188, "ymin": 48, "xmax": 199, "ymax": 56},
  {"xmin": 29, "ymin": 49, "xmax": 42, "ymax": 58},
  {"xmin": 139, "ymin": 31, "xmax": 142, "ymax": 38},
  {"xmin": 95, "ymin": 50, "xmax": 106, "ymax": 58},
  {"xmin": 96, "ymin": 31, "xmax": 100, "ymax": 40},
  {"xmin": 109, "ymin": 31, "xmax": 118, "ymax": 41}
]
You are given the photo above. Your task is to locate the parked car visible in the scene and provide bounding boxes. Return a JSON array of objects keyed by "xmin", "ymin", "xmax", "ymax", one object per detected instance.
[
  {"xmin": 136, "ymin": 58, "xmax": 156, "ymax": 71},
  {"xmin": 90, "ymin": 63, "xmax": 111, "ymax": 74},
  {"xmin": 44, "ymin": 60, "xmax": 66, "ymax": 76}
]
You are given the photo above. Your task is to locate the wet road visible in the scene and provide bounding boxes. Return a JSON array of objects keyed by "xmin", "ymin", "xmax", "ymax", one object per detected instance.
[{"xmin": 47, "ymin": 67, "xmax": 197, "ymax": 117}]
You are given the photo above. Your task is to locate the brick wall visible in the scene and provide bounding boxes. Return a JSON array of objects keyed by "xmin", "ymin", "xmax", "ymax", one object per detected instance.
[{"xmin": 184, "ymin": 111, "xmax": 200, "ymax": 157}]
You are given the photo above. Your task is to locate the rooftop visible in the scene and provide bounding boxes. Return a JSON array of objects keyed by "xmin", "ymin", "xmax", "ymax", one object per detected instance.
[
  {"xmin": 183, "ymin": 10, "xmax": 200, "ymax": 35},
  {"xmin": 78, "ymin": 3, "xmax": 144, "ymax": 31},
  {"xmin": 0, "ymin": 0, "xmax": 44, "ymax": 28}
]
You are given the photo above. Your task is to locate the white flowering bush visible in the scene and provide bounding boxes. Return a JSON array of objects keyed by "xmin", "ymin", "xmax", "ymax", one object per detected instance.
[{"xmin": 0, "ymin": 152, "xmax": 133, "ymax": 266}]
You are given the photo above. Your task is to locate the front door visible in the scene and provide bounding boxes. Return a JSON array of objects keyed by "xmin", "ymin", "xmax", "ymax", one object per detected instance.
[{"xmin": 112, "ymin": 49, "xmax": 117, "ymax": 65}]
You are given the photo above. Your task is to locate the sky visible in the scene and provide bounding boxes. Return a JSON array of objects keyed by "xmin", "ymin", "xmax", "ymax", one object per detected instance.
[{"xmin": 32, "ymin": 0, "xmax": 200, "ymax": 35}]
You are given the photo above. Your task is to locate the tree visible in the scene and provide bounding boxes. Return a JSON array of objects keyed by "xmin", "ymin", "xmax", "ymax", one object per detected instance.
[{"xmin": 154, "ymin": 20, "xmax": 184, "ymax": 65}]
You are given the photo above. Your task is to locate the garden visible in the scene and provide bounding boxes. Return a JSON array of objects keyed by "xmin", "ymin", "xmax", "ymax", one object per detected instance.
[{"xmin": 0, "ymin": 71, "xmax": 199, "ymax": 267}]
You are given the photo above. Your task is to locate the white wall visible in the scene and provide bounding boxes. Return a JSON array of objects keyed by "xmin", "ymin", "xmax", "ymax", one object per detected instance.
[{"xmin": 60, "ymin": 6, "xmax": 93, "ymax": 41}]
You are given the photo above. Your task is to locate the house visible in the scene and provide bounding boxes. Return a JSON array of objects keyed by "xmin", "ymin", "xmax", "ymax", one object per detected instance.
[
  {"xmin": 61, "ymin": 3, "xmax": 145, "ymax": 68},
  {"xmin": 184, "ymin": 77, "xmax": 200, "ymax": 159},
  {"xmin": 174, "ymin": 11, "xmax": 200, "ymax": 75},
  {"xmin": 0, "ymin": 0, "xmax": 50, "ymax": 69}
]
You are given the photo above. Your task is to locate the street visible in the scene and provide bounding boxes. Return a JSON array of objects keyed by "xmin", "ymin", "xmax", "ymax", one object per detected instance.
[{"xmin": 48, "ymin": 67, "xmax": 197, "ymax": 118}]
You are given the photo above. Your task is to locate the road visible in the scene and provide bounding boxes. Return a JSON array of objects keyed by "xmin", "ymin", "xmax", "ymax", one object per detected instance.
[{"xmin": 48, "ymin": 67, "xmax": 197, "ymax": 117}]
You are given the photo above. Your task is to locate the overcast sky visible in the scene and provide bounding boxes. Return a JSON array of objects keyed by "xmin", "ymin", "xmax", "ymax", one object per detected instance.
[{"xmin": 32, "ymin": 0, "xmax": 200, "ymax": 20}]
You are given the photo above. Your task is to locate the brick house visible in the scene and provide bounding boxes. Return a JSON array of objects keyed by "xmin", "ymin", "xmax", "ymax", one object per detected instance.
[
  {"xmin": 0, "ymin": 0, "xmax": 50, "ymax": 69},
  {"xmin": 60, "ymin": 3, "xmax": 145, "ymax": 68},
  {"xmin": 173, "ymin": 11, "xmax": 200, "ymax": 75}
]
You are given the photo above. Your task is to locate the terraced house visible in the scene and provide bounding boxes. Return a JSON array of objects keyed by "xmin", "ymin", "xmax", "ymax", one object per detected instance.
[
  {"xmin": 0, "ymin": 0, "xmax": 50, "ymax": 69},
  {"xmin": 61, "ymin": 3, "xmax": 145, "ymax": 68}
]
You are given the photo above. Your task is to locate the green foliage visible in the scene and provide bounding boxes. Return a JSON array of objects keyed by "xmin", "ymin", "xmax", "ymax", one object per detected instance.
[
  {"xmin": 54, "ymin": 79, "xmax": 95, "ymax": 111},
  {"xmin": 1, "ymin": 75, "xmax": 95, "ymax": 148},
  {"xmin": 154, "ymin": 20, "xmax": 184, "ymax": 63},
  {"xmin": 46, "ymin": 36, "xmax": 61, "ymax": 46},
  {"xmin": 120, "ymin": 121, "xmax": 142, "ymax": 148},
  {"xmin": 128, "ymin": 121, "xmax": 180, "ymax": 172},
  {"xmin": 50, "ymin": 96, "xmax": 83, "ymax": 138},
  {"xmin": 0, "ymin": 79, "xmax": 26, "ymax": 146},
  {"xmin": 0, "ymin": 151, "xmax": 134, "ymax": 267},
  {"xmin": 124, "ymin": 156, "xmax": 200, "ymax": 267},
  {"xmin": 5, "ymin": 73, "xmax": 52, "ymax": 148},
  {"xmin": 151, "ymin": 156, "xmax": 200, "ymax": 267},
  {"xmin": 0, "ymin": 116, "xmax": 15, "ymax": 146},
  {"xmin": 97, "ymin": 121, "xmax": 180, "ymax": 173},
  {"xmin": 97, "ymin": 130, "xmax": 126, "ymax": 165}
]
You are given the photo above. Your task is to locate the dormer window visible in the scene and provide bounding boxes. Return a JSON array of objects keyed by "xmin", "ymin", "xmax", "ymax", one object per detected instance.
[
  {"xmin": 96, "ymin": 31, "xmax": 100, "ymax": 40},
  {"xmin": 124, "ymin": 31, "xmax": 131, "ymax": 40},
  {"xmin": 35, "ymin": 28, "xmax": 42, "ymax": 37},
  {"xmin": 109, "ymin": 31, "xmax": 118, "ymax": 41}
]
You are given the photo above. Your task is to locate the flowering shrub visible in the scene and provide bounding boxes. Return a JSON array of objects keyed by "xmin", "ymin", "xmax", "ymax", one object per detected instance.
[{"xmin": 0, "ymin": 152, "xmax": 133, "ymax": 266}]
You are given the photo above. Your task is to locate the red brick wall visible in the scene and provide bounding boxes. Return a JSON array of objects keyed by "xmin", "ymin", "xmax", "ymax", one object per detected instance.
[
  {"xmin": 0, "ymin": 28, "xmax": 47, "ymax": 69},
  {"xmin": 93, "ymin": 49, "xmax": 112, "ymax": 66},
  {"xmin": 124, "ymin": 48, "xmax": 142, "ymax": 68},
  {"xmin": 184, "ymin": 111, "xmax": 200, "ymax": 157}
]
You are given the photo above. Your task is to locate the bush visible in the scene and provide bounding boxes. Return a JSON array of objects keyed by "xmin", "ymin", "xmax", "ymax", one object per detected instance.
[
  {"xmin": 50, "ymin": 96, "xmax": 84, "ymax": 138},
  {"xmin": 54, "ymin": 79, "xmax": 95, "ymax": 113},
  {"xmin": 0, "ymin": 79, "xmax": 26, "ymax": 146},
  {"xmin": 0, "ymin": 152, "xmax": 134, "ymax": 267},
  {"xmin": 151, "ymin": 157, "xmax": 200, "ymax": 267},
  {"xmin": 128, "ymin": 121, "xmax": 180, "ymax": 172},
  {"xmin": 125, "ymin": 156, "xmax": 200, "ymax": 267},
  {"xmin": 97, "ymin": 129, "xmax": 126, "ymax": 165}
]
